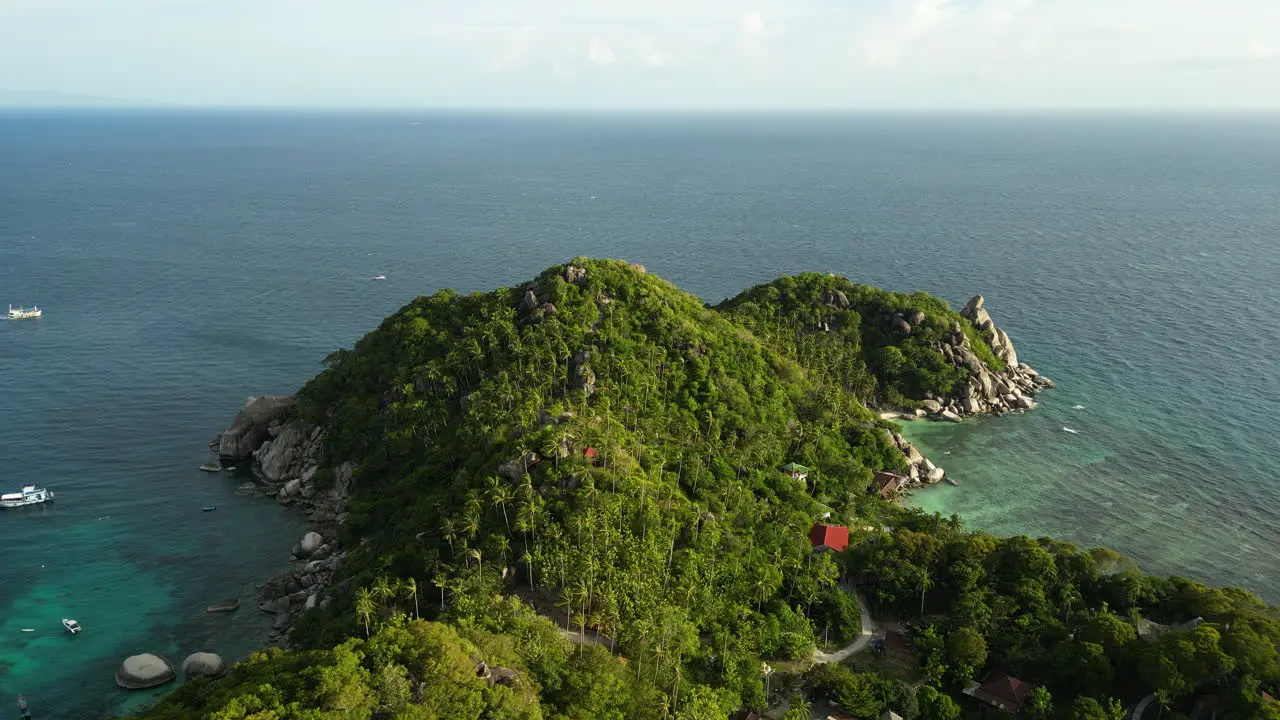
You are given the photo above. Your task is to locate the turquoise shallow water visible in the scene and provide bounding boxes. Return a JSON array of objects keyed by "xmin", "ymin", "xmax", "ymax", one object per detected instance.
[
  {"xmin": 901, "ymin": 228, "xmax": 1280, "ymax": 599},
  {"xmin": 1, "ymin": 111, "xmax": 1278, "ymax": 715}
]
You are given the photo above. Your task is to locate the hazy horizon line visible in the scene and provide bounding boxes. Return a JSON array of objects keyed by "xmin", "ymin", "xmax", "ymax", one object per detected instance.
[{"xmin": 4, "ymin": 104, "xmax": 1280, "ymax": 116}]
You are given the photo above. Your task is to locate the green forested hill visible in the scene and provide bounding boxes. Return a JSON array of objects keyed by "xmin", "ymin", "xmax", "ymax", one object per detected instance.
[
  {"xmin": 716, "ymin": 272, "xmax": 1002, "ymax": 406},
  {"xmin": 135, "ymin": 260, "xmax": 1280, "ymax": 720},
  {"xmin": 294, "ymin": 259, "xmax": 905, "ymax": 672}
]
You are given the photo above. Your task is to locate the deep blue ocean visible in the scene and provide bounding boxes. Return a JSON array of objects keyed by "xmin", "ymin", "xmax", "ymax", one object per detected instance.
[{"xmin": 1, "ymin": 110, "xmax": 1278, "ymax": 717}]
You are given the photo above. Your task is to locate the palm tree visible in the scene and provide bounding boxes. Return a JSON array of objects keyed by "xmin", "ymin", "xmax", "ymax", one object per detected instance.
[
  {"xmin": 460, "ymin": 514, "xmax": 479, "ymax": 543},
  {"xmin": 573, "ymin": 580, "xmax": 591, "ymax": 638},
  {"xmin": 401, "ymin": 577, "xmax": 419, "ymax": 619},
  {"xmin": 494, "ymin": 535, "xmax": 511, "ymax": 571},
  {"xmin": 917, "ymin": 568, "xmax": 935, "ymax": 617},
  {"xmin": 355, "ymin": 587, "xmax": 375, "ymax": 638},
  {"xmin": 468, "ymin": 548, "xmax": 483, "ymax": 577},
  {"xmin": 1060, "ymin": 584, "xmax": 1083, "ymax": 624},
  {"xmin": 433, "ymin": 573, "xmax": 449, "ymax": 609},
  {"xmin": 514, "ymin": 512, "xmax": 536, "ymax": 589},
  {"xmin": 556, "ymin": 590, "xmax": 575, "ymax": 631},
  {"xmin": 372, "ymin": 575, "xmax": 396, "ymax": 612},
  {"xmin": 488, "ymin": 479, "xmax": 513, "ymax": 535},
  {"xmin": 517, "ymin": 489, "xmax": 538, "ymax": 545},
  {"xmin": 440, "ymin": 518, "xmax": 457, "ymax": 556}
]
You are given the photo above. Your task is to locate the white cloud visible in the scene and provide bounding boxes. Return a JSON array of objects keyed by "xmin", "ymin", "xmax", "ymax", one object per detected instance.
[
  {"xmin": 739, "ymin": 8, "xmax": 771, "ymax": 64},
  {"xmin": 487, "ymin": 25, "xmax": 538, "ymax": 73},
  {"xmin": 3, "ymin": 0, "xmax": 1280, "ymax": 108},
  {"xmin": 552, "ymin": 60, "xmax": 579, "ymax": 81},
  {"xmin": 639, "ymin": 36, "xmax": 669, "ymax": 68},
  {"xmin": 587, "ymin": 38, "xmax": 618, "ymax": 65},
  {"xmin": 861, "ymin": 0, "xmax": 958, "ymax": 69},
  {"xmin": 987, "ymin": 0, "xmax": 1033, "ymax": 31}
]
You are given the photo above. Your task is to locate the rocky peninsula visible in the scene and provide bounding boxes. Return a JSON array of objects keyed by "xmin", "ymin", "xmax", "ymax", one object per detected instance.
[{"xmin": 879, "ymin": 294, "xmax": 1054, "ymax": 489}]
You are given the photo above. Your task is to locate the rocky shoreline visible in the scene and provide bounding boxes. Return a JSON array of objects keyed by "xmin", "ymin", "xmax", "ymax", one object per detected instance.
[
  {"xmin": 211, "ymin": 395, "xmax": 350, "ymax": 648},
  {"xmin": 880, "ymin": 295, "xmax": 1054, "ymax": 491}
]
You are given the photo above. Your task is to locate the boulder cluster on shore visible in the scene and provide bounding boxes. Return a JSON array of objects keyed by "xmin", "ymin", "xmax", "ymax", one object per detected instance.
[
  {"xmin": 882, "ymin": 295, "xmax": 1054, "ymax": 489},
  {"xmin": 212, "ymin": 396, "xmax": 350, "ymax": 647},
  {"xmin": 935, "ymin": 295, "xmax": 1054, "ymax": 418},
  {"xmin": 115, "ymin": 652, "xmax": 227, "ymax": 690}
]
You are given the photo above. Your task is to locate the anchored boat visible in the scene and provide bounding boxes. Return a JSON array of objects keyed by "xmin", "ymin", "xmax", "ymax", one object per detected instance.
[
  {"xmin": 62, "ymin": 618, "xmax": 81, "ymax": 634},
  {"xmin": 7, "ymin": 304, "xmax": 42, "ymax": 320},
  {"xmin": 0, "ymin": 485, "xmax": 54, "ymax": 508}
]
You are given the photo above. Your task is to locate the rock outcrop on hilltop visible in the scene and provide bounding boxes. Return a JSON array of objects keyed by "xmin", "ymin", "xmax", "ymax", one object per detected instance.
[{"xmin": 926, "ymin": 295, "xmax": 1054, "ymax": 419}]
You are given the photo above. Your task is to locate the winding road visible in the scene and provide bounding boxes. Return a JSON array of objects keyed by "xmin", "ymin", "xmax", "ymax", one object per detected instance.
[
  {"xmin": 813, "ymin": 585, "xmax": 878, "ymax": 664},
  {"xmin": 551, "ymin": 584, "xmax": 878, "ymax": 665},
  {"xmin": 1131, "ymin": 693, "xmax": 1154, "ymax": 720}
]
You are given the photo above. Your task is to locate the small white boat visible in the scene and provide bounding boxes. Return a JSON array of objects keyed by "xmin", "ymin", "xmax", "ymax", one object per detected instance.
[
  {"xmin": 370, "ymin": 274, "xmax": 386, "ymax": 281},
  {"xmin": 62, "ymin": 618, "xmax": 81, "ymax": 634},
  {"xmin": 1072, "ymin": 404, "xmax": 1086, "ymax": 410},
  {"xmin": 0, "ymin": 485, "xmax": 54, "ymax": 508},
  {"xmin": 1062, "ymin": 426, "xmax": 1080, "ymax": 434},
  {"xmin": 7, "ymin": 304, "xmax": 42, "ymax": 320}
]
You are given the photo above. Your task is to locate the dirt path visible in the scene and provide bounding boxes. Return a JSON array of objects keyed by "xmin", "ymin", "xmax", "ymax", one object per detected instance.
[
  {"xmin": 558, "ymin": 626, "xmax": 607, "ymax": 648},
  {"xmin": 813, "ymin": 584, "xmax": 877, "ymax": 664}
]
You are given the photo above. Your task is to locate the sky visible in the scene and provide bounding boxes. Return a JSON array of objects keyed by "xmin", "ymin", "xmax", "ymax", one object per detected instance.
[{"xmin": 1, "ymin": 0, "xmax": 1279, "ymax": 109}]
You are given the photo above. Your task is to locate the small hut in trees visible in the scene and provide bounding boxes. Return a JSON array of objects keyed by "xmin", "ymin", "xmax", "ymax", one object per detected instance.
[
  {"xmin": 873, "ymin": 471, "xmax": 905, "ymax": 499},
  {"xmin": 963, "ymin": 674, "xmax": 1032, "ymax": 715},
  {"xmin": 780, "ymin": 462, "xmax": 809, "ymax": 483}
]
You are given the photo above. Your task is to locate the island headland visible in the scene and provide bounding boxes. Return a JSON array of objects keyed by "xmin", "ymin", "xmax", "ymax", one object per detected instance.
[{"xmin": 138, "ymin": 259, "xmax": 1275, "ymax": 720}]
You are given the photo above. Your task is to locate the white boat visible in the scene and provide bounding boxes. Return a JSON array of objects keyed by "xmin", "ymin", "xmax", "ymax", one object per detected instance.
[
  {"xmin": 1062, "ymin": 426, "xmax": 1080, "ymax": 434},
  {"xmin": 0, "ymin": 485, "xmax": 54, "ymax": 508},
  {"xmin": 7, "ymin": 304, "xmax": 42, "ymax": 320},
  {"xmin": 62, "ymin": 618, "xmax": 81, "ymax": 634},
  {"xmin": 370, "ymin": 274, "xmax": 386, "ymax": 280}
]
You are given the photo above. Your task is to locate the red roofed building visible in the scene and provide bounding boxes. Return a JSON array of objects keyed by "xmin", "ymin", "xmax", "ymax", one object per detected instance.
[
  {"xmin": 808, "ymin": 524, "xmax": 849, "ymax": 552},
  {"xmin": 963, "ymin": 674, "xmax": 1032, "ymax": 715},
  {"xmin": 583, "ymin": 447, "xmax": 598, "ymax": 462}
]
